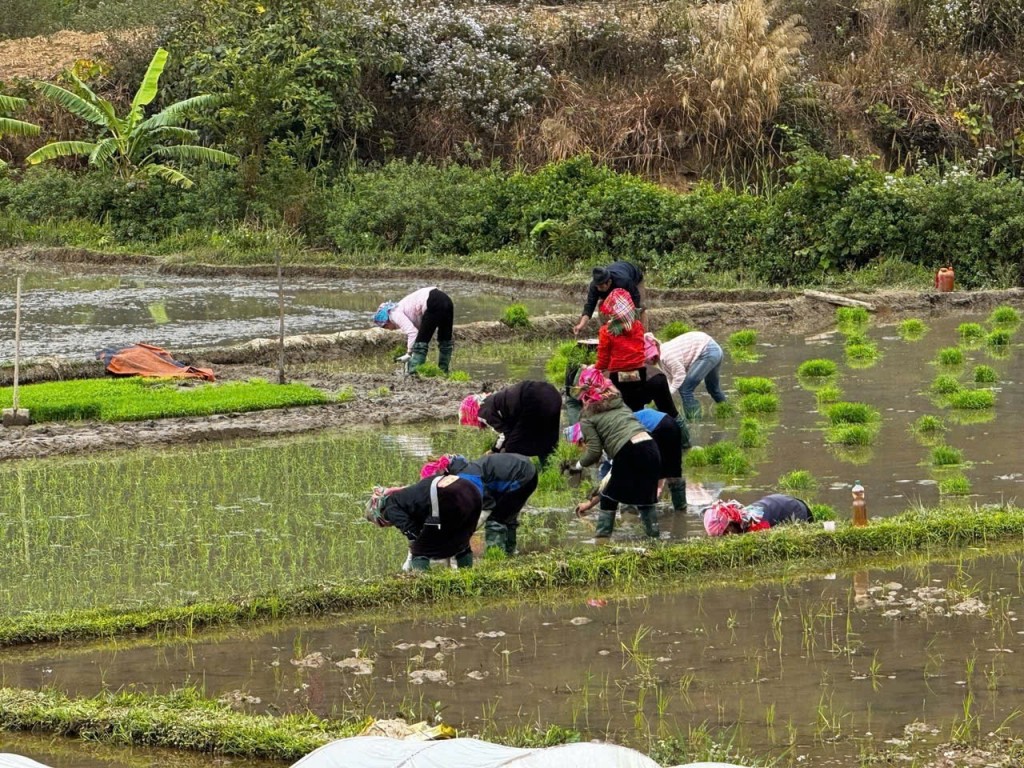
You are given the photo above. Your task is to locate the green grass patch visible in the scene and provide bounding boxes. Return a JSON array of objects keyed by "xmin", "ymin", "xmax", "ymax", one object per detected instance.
[
  {"xmin": 972, "ymin": 365, "xmax": 997, "ymax": 384},
  {"xmin": 988, "ymin": 306, "xmax": 1021, "ymax": 326},
  {"xmin": 448, "ymin": 370, "xmax": 471, "ymax": 382},
  {"xmin": 930, "ymin": 374, "xmax": 962, "ymax": 395},
  {"xmin": 737, "ymin": 418, "xmax": 765, "ymax": 449},
  {"xmin": 826, "ymin": 424, "xmax": 875, "ymax": 446},
  {"xmin": 930, "ymin": 444, "xmax": 964, "ymax": 467},
  {"xmin": 809, "ymin": 503, "xmax": 836, "ymax": 522},
  {"xmin": 935, "ymin": 346, "xmax": 965, "ymax": 366},
  {"xmin": 815, "ymin": 384, "xmax": 843, "ymax": 406},
  {"xmin": 714, "ymin": 400, "xmax": 737, "ymax": 420},
  {"xmin": 0, "ymin": 378, "xmax": 329, "ymax": 423},
  {"xmin": 739, "ymin": 392, "xmax": 779, "ymax": 415},
  {"xmin": 500, "ymin": 303, "xmax": 531, "ymax": 329},
  {"xmin": 797, "ymin": 359, "xmax": 837, "ymax": 378},
  {"xmin": 544, "ymin": 341, "xmax": 595, "ymax": 386},
  {"xmin": 938, "ymin": 474, "xmax": 972, "ymax": 496},
  {"xmin": 836, "ymin": 307, "xmax": 870, "ymax": 332},
  {"xmin": 728, "ymin": 329, "xmax": 757, "ymax": 347},
  {"xmin": 777, "ymin": 470, "xmax": 818, "ymax": 494},
  {"xmin": 898, "ymin": 318, "xmax": 928, "ymax": 340},
  {"xmin": 825, "ymin": 402, "xmax": 879, "ymax": 426},
  {"xmin": 685, "ymin": 441, "xmax": 751, "ymax": 475},
  {"xmin": 987, "ymin": 328, "xmax": 1012, "ymax": 348},
  {"xmin": 912, "ymin": 414, "xmax": 946, "ymax": 435},
  {"xmin": 946, "ymin": 389, "xmax": 996, "ymax": 410},
  {"xmin": 657, "ymin": 321, "xmax": 692, "ymax": 341},
  {"xmin": 845, "ymin": 342, "xmax": 879, "ymax": 366},
  {"xmin": 957, "ymin": 322, "xmax": 985, "ymax": 344},
  {"xmin": 734, "ymin": 376, "xmax": 776, "ymax": 395}
]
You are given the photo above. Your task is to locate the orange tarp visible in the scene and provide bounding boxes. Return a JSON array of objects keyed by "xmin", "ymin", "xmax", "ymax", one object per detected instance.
[{"xmin": 98, "ymin": 343, "xmax": 215, "ymax": 381}]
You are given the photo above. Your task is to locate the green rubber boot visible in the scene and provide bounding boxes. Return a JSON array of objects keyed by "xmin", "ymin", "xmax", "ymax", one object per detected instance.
[
  {"xmin": 484, "ymin": 519, "xmax": 508, "ymax": 555},
  {"xmin": 675, "ymin": 415, "xmax": 692, "ymax": 449},
  {"xmin": 668, "ymin": 479, "xmax": 687, "ymax": 512},
  {"xmin": 438, "ymin": 340, "xmax": 455, "ymax": 374},
  {"xmin": 454, "ymin": 550, "xmax": 474, "ymax": 569},
  {"xmin": 595, "ymin": 508, "xmax": 616, "ymax": 538},
  {"xmin": 410, "ymin": 556, "xmax": 431, "ymax": 571},
  {"xmin": 504, "ymin": 523, "xmax": 518, "ymax": 556},
  {"xmin": 407, "ymin": 341, "xmax": 430, "ymax": 375},
  {"xmin": 638, "ymin": 505, "xmax": 660, "ymax": 538}
]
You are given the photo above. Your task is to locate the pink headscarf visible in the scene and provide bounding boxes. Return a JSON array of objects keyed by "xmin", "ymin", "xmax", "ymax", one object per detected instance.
[
  {"xmin": 572, "ymin": 365, "xmax": 616, "ymax": 405},
  {"xmin": 599, "ymin": 288, "xmax": 637, "ymax": 334},
  {"xmin": 459, "ymin": 394, "xmax": 486, "ymax": 427},
  {"xmin": 563, "ymin": 423, "xmax": 583, "ymax": 444},
  {"xmin": 643, "ymin": 332, "xmax": 660, "ymax": 364},
  {"xmin": 703, "ymin": 499, "xmax": 745, "ymax": 536},
  {"xmin": 420, "ymin": 454, "xmax": 454, "ymax": 479}
]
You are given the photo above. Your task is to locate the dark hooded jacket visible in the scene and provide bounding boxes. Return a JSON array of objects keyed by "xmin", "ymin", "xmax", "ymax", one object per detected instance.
[
  {"xmin": 581, "ymin": 261, "xmax": 644, "ymax": 317},
  {"xmin": 448, "ymin": 454, "xmax": 537, "ymax": 511},
  {"xmin": 479, "ymin": 380, "xmax": 562, "ymax": 458}
]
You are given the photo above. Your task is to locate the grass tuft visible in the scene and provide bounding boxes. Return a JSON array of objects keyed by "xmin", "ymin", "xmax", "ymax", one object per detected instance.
[
  {"xmin": 826, "ymin": 424, "xmax": 875, "ymax": 446},
  {"xmin": 935, "ymin": 347, "xmax": 965, "ymax": 366},
  {"xmin": 737, "ymin": 417, "xmax": 765, "ymax": 448},
  {"xmin": 825, "ymin": 402, "xmax": 879, "ymax": 426},
  {"xmin": 930, "ymin": 374, "xmax": 962, "ymax": 395},
  {"xmin": 912, "ymin": 414, "xmax": 946, "ymax": 435},
  {"xmin": 972, "ymin": 365, "xmax": 997, "ymax": 384},
  {"xmin": 797, "ymin": 359, "xmax": 837, "ymax": 378},
  {"xmin": 734, "ymin": 376, "xmax": 776, "ymax": 395},
  {"xmin": 777, "ymin": 470, "xmax": 818, "ymax": 494},
  {"xmin": 714, "ymin": 400, "xmax": 737, "ymax": 420},
  {"xmin": 815, "ymin": 384, "xmax": 843, "ymax": 406},
  {"xmin": 930, "ymin": 444, "xmax": 964, "ymax": 467},
  {"xmin": 957, "ymin": 322, "xmax": 985, "ymax": 344},
  {"xmin": 739, "ymin": 392, "xmax": 778, "ymax": 415},
  {"xmin": 986, "ymin": 328, "xmax": 1012, "ymax": 348},
  {"xmin": 938, "ymin": 474, "xmax": 972, "ymax": 496},
  {"xmin": 500, "ymin": 303, "xmax": 531, "ymax": 329},
  {"xmin": 946, "ymin": 389, "xmax": 995, "ymax": 410},
  {"xmin": 898, "ymin": 318, "xmax": 928, "ymax": 340},
  {"xmin": 988, "ymin": 306, "xmax": 1020, "ymax": 326},
  {"xmin": 845, "ymin": 342, "xmax": 879, "ymax": 366},
  {"xmin": 836, "ymin": 307, "xmax": 870, "ymax": 332},
  {"xmin": 728, "ymin": 329, "xmax": 757, "ymax": 347},
  {"xmin": 657, "ymin": 321, "xmax": 692, "ymax": 341}
]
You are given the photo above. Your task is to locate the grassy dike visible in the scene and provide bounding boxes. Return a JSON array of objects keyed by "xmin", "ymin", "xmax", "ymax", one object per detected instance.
[{"xmin": 3, "ymin": 504, "xmax": 1024, "ymax": 647}]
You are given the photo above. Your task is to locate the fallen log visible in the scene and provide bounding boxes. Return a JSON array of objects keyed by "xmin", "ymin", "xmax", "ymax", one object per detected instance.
[{"xmin": 802, "ymin": 290, "xmax": 875, "ymax": 311}]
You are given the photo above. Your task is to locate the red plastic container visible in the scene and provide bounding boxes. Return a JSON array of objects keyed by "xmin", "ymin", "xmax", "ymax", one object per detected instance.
[{"xmin": 935, "ymin": 266, "xmax": 955, "ymax": 292}]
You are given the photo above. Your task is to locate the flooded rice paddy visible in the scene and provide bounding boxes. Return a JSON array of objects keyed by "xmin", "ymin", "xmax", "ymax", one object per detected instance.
[
  {"xmin": 0, "ymin": 262, "xmax": 572, "ymax": 360},
  {"xmin": 4, "ymin": 552, "xmax": 1024, "ymax": 767}
]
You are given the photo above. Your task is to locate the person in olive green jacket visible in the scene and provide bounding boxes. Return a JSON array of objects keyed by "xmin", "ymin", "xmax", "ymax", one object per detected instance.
[{"xmin": 568, "ymin": 366, "xmax": 662, "ymax": 538}]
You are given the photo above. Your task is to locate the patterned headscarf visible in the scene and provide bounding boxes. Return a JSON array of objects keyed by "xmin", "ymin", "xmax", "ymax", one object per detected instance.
[
  {"xmin": 421, "ymin": 454, "xmax": 459, "ymax": 479},
  {"xmin": 373, "ymin": 302, "xmax": 398, "ymax": 327},
  {"xmin": 703, "ymin": 499, "xmax": 745, "ymax": 536},
  {"xmin": 563, "ymin": 422, "xmax": 583, "ymax": 444},
  {"xmin": 599, "ymin": 288, "xmax": 637, "ymax": 335},
  {"xmin": 572, "ymin": 365, "xmax": 616, "ymax": 406},
  {"xmin": 643, "ymin": 332, "xmax": 660, "ymax": 364},
  {"xmin": 459, "ymin": 394, "xmax": 486, "ymax": 427},
  {"xmin": 365, "ymin": 485, "xmax": 402, "ymax": 526}
]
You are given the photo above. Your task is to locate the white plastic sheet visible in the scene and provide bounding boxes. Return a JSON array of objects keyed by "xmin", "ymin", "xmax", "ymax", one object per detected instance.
[{"xmin": 0, "ymin": 756, "xmax": 54, "ymax": 768}]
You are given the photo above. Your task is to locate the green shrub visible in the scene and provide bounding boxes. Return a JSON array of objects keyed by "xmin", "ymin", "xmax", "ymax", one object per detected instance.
[
  {"xmin": 734, "ymin": 376, "xmax": 775, "ymax": 395},
  {"xmin": 938, "ymin": 474, "xmax": 972, "ymax": 496},
  {"xmin": 898, "ymin": 318, "xmax": 928, "ymax": 340},
  {"xmin": 913, "ymin": 415, "xmax": 946, "ymax": 434},
  {"xmin": 826, "ymin": 424, "xmax": 875, "ymax": 445},
  {"xmin": 930, "ymin": 374, "xmax": 962, "ymax": 395},
  {"xmin": 935, "ymin": 347, "xmax": 965, "ymax": 366},
  {"xmin": 815, "ymin": 384, "xmax": 843, "ymax": 406},
  {"xmin": 973, "ymin": 365, "xmax": 997, "ymax": 384},
  {"xmin": 777, "ymin": 470, "xmax": 818, "ymax": 494},
  {"xmin": 946, "ymin": 389, "xmax": 995, "ymax": 410},
  {"xmin": 988, "ymin": 306, "xmax": 1021, "ymax": 326},
  {"xmin": 986, "ymin": 329, "xmax": 1012, "ymax": 348},
  {"xmin": 825, "ymin": 402, "xmax": 878, "ymax": 425},
  {"xmin": 797, "ymin": 359, "xmax": 837, "ymax": 378},
  {"xmin": 657, "ymin": 321, "xmax": 692, "ymax": 341},
  {"xmin": 836, "ymin": 307, "xmax": 870, "ymax": 331},
  {"xmin": 957, "ymin": 322, "xmax": 985, "ymax": 343},
  {"xmin": 500, "ymin": 304, "xmax": 531, "ymax": 329},
  {"xmin": 728, "ymin": 329, "xmax": 757, "ymax": 348},
  {"xmin": 739, "ymin": 393, "xmax": 778, "ymax": 415},
  {"xmin": 930, "ymin": 444, "xmax": 964, "ymax": 466}
]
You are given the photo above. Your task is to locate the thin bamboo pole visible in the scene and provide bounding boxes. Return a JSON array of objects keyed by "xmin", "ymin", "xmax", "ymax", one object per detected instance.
[{"xmin": 13, "ymin": 275, "xmax": 21, "ymax": 411}]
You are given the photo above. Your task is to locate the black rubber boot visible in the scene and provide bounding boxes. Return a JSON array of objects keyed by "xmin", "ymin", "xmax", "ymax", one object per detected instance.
[
  {"xmin": 675, "ymin": 415, "xmax": 692, "ymax": 449},
  {"xmin": 438, "ymin": 340, "xmax": 455, "ymax": 374},
  {"xmin": 454, "ymin": 550, "xmax": 474, "ymax": 569},
  {"xmin": 638, "ymin": 505, "xmax": 660, "ymax": 538},
  {"xmin": 410, "ymin": 556, "xmax": 431, "ymax": 571},
  {"xmin": 668, "ymin": 479, "xmax": 687, "ymax": 512},
  {"xmin": 484, "ymin": 519, "xmax": 507, "ymax": 555},
  {"xmin": 407, "ymin": 341, "xmax": 429, "ymax": 374},
  {"xmin": 595, "ymin": 508, "xmax": 616, "ymax": 538},
  {"xmin": 505, "ymin": 523, "xmax": 518, "ymax": 556}
]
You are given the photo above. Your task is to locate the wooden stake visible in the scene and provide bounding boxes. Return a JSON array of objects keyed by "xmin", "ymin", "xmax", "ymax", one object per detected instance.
[
  {"xmin": 277, "ymin": 252, "xmax": 286, "ymax": 385},
  {"xmin": 13, "ymin": 275, "xmax": 21, "ymax": 411}
]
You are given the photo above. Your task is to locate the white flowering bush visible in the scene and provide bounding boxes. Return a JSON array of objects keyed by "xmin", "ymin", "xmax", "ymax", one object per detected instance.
[
  {"xmin": 381, "ymin": 2, "xmax": 552, "ymax": 130},
  {"xmin": 921, "ymin": 0, "xmax": 1024, "ymax": 51}
]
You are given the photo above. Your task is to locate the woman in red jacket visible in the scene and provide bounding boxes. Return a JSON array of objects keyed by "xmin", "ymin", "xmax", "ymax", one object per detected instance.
[{"xmin": 595, "ymin": 288, "xmax": 648, "ymax": 411}]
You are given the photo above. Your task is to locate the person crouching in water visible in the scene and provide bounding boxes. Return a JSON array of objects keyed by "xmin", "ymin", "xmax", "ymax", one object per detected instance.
[
  {"xmin": 373, "ymin": 286, "xmax": 455, "ymax": 374},
  {"xmin": 703, "ymin": 494, "xmax": 812, "ymax": 536},
  {"xmin": 459, "ymin": 380, "xmax": 562, "ymax": 467},
  {"xmin": 568, "ymin": 366, "xmax": 662, "ymax": 539},
  {"xmin": 365, "ymin": 474, "xmax": 482, "ymax": 571},
  {"xmin": 595, "ymin": 289, "xmax": 649, "ymax": 412},
  {"xmin": 421, "ymin": 453, "xmax": 538, "ymax": 556},
  {"xmin": 632, "ymin": 407, "xmax": 687, "ymax": 511}
]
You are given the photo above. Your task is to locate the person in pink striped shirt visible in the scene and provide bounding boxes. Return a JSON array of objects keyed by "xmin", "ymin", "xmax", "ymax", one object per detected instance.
[
  {"xmin": 657, "ymin": 330, "xmax": 727, "ymax": 419},
  {"xmin": 373, "ymin": 286, "xmax": 455, "ymax": 374}
]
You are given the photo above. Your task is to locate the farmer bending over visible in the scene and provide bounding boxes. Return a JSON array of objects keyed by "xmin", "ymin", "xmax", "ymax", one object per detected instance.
[
  {"xmin": 658, "ymin": 330, "xmax": 727, "ymax": 420},
  {"xmin": 460, "ymin": 380, "xmax": 562, "ymax": 466},
  {"xmin": 574, "ymin": 261, "xmax": 645, "ymax": 336},
  {"xmin": 703, "ymin": 494, "xmax": 812, "ymax": 536},
  {"xmin": 373, "ymin": 286, "xmax": 455, "ymax": 374}
]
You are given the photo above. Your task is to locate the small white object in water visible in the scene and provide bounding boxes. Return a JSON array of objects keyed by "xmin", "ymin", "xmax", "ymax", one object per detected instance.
[{"xmin": 570, "ymin": 617, "xmax": 593, "ymax": 626}]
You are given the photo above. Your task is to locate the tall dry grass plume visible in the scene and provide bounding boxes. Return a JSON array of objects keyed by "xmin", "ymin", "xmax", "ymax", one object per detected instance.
[{"xmin": 667, "ymin": 0, "xmax": 809, "ymax": 166}]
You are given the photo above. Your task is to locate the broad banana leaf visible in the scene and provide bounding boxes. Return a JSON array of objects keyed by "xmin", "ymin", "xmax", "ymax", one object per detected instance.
[
  {"xmin": 0, "ymin": 117, "xmax": 40, "ymax": 137},
  {"xmin": 139, "ymin": 94, "xmax": 224, "ymax": 130},
  {"xmin": 88, "ymin": 137, "xmax": 120, "ymax": 167},
  {"xmin": 130, "ymin": 48, "xmax": 169, "ymax": 120},
  {"xmin": 26, "ymin": 141, "xmax": 99, "ymax": 164},
  {"xmin": 144, "ymin": 126, "xmax": 199, "ymax": 144},
  {"xmin": 33, "ymin": 82, "xmax": 107, "ymax": 127},
  {"xmin": 0, "ymin": 95, "xmax": 28, "ymax": 111},
  {"xmin": 141, "ymin": 163, "xmax": 193, "ymax": 188},
  {"xmin": 149, "ymin": 144, "xmax": 238, "ymax": 165}
]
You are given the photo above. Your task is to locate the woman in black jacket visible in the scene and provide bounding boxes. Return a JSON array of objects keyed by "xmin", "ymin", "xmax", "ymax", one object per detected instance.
[{"xmin": 460, "ymin": 380, "xmax": 562, "ymax": 466}]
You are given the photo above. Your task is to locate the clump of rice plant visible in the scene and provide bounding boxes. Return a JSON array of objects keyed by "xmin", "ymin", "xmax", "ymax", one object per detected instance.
[
  {"xmin": 734, "ymin": 376, "xmax": 775, "ymax": 395},
  {"xmin": 935, "ymin": 347, "xmax": 964, "ymax": 366},
  {"xmin": 826, "ymin": 424, "xmax": 875, "ymax": 446},
  {"xmin": 836, "ymin": 306, "xmax": 870, "ymax": 332},
  {"xmin": 739, "ymin": 392, "xmax": 778, "ymax": 415},
  {"xmin": 845, "ymin": 342, "xmax": 879, "ymax": 365},
  {"xmin": 729, "ymin": 329, "xmax": 757, "ymax": 347},
  {"xmin": 987, "ymin": 328, "xmax": 1012, "ymax": 348},
  {"xmin": 500, "ymin": 303, "xmax": 530, "ymax": 328},
  {"xmin": 912, "ymin": 414, "xmax": 945, "ymax": 435},
  {"xmin": 413, "ymin": 362, "xmax": 445, "ymax": 378},
  {"xmin": 777, "ymin": 470, "xmax": 818, "ymax": 494},
  {"xmin": 737, "ymin": 418, "xmax": 764, "ymax": 448},
  {"xmin": 930, "ymin": 374, "xmax": 962, "ymax": 395},
  {"xmin": 448, "ymin": 370, "xmax": 471, "ymax": 382},
  {"xmin": 714, "ymin": 400, "xmax": 737, "ymax": 420},
  {"xmin": 988, "ymin": 306, "xmax": 1020, "ymax": 326},
  {"xmin": 972, "ymin": 365, "xmax": 997, "ymax": 384},
  {"xmin": 658, "ymin": 321, "xmax": 691, "ymax": 341},
  {"xmin": 811, "ymin": 504, "xmax": 836, "ymax": 522},
  {"xmin": 825, "ymin": 402, "xmax": 879, "ymax": 426},
  {"xmin": 545, "ymin": 341, "xmax": 595, "ymax": 386},
  {"xmin": 337, "ymin": 387, "xmax": 355, "ymax": 403},
  {"xmin": 946, "ymin": 389, "xmax": 995, "ymax": 410},
  {"xmin": 685, "ymin": 446, "xmax": 710, "ymax": 468},
  {"xmin": 815, "ymin": 384, "xmax": 843, "ymax": 406},
  {"xmin": 898, "ymin": 318, "xmax": 928, "ymax": 340},
  {"xmin": 930, "ymin": 444, "xmax": 964, "ymax": 467},
  {"xmin": 685, "ymin": 441, "xmax": 751, "ymax": 474},
  {"xmin": 797, "ymin": 359, "xmax": 837, "ymax": 378},
  {"xmin": 957, "ymin": 322, "xmax": 985, "ymax": 344},
  {"xmin": 938, "ymin": 474, "xmax": 972, "ymax": 496}
]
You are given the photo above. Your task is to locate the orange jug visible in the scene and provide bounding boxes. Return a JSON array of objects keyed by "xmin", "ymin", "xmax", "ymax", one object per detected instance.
[{"xmin": 935, "ymin": 266, "xmax": 955, "ymax": 292}]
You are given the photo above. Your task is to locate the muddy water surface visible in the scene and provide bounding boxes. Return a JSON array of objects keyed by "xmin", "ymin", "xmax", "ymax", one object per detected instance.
[
  {"xmin": 0, "ymin": 263, "xmax": 573, "ymax": 360},
  {"xmin": 5, "ymin": 552, "xmax": 1023, "ymax": 766}
]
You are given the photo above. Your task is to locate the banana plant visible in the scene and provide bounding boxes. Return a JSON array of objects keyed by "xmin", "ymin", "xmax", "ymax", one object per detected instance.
[
  {"xmin": 26, "ymin": 48, "xmax": 236, "ymax": 188},
  {"xmin": 0, "ymin": 95, "xmax": 41, "ymax": 167}
]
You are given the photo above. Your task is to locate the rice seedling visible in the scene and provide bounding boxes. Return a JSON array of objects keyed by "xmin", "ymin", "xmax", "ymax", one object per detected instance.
[
  {"xmin": 931, "ymin": 444, "xmax": 964, "ymax": 467},
  {"xmin": 797, "ymin": 359, "xmax": 837, "ymax": 378},
  {"xmin": 957, "ymin": 323, "xmax": 985, "ymax": 344},
  {"xmin": 815, "ymin": 384, "xmax": 843, "ymax": 406},
  {"xmin": 987, "ymin": 329, "xmax": 1012, "ymax": 349},
  {"xmin": 728, "ymin": 329, "xmax": 757, "ymax": 348},
  {"xmin": 714, "ymin": 400, "xmax": 737, "ymax": 420},
  {"xmin": 685, "ymin": 441, "xmax": 751, "ymax": 475},
  {"xmin": 448, "ymin": 370, "xmax": 471, "ymax": 382},
  {"xmin": 685, "ymin": 447, "xmax": 710, "ymax": 468},
  {"xmin": 737, "ymin": 418, "xmax": 765, "ymax": 449},
  {"xmin": 898, "ymin": 318, "xmax": 928, "ymax": 340},
  {"xmin": 946, "ymin": 409, "xmax": 996, "ymax": 427},
  {"xmin": 826, "ymin": 424, "xmax": 874, "ymax": 446},
  {"xmin": 810, "ymin": 504, "xmax": 836, "ymax": 522},
  {"xmin": 657, "ymin": 321, "xmax": 691, "ymax": 341},
  {"xmin": 777, "ymin": 470, "xmax": 818, "ymax": 494},
  {"xmin": 734, "ymin": 376, "xmax": 776, "ymax": 395},
  {"xmin": 825, "ymin": 402, "xmax": 879, "ymax": 426},
  {"xmin": 545, "ymin": 341, "xmax": 595, "ymax": 386},
  {"xmin": 988, "ymin": 306, "xmax": 1020, "ymax": 326},
  {"xmin": 499, "ymin": 303, "xmax": 530, "ymax": 329},
  {"xmin": 946, "ymin": 390, "xmax": 996, "ymax": 410},
  {"xmin": 413, "ymin": 362, "xmax": 445, "ymax": 378},
  {"xmin": 973, "ymin": 365, "xmax": 997, "ymax": 384},
  {"xmin": 936, "ymin": 347, "xmax": 965, "ymax": 366},
  {"xmin": 739, "ymin": 393, "xmax": 778, "ymax": 415},
  {"xmin": 845, "ymin": 342, "xmax": 879, "ymax": 367},
  {"xmin": 939, "ymin": 474, "xmax": 972, "ymax": 496},
  {"xmin": 912, "ymin": 415, "xmax": 946, "ymax": 435},
  {"xmin": 727, "ymin": 329, "xmax": 760, "ymax": 363},
  {"xmin": 930, "ymin": 374, "xmax": 963, "ymax": 395},
  {"xmin": 835, "ymin": 307, "xmax": 869, "ymax": 333}
]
